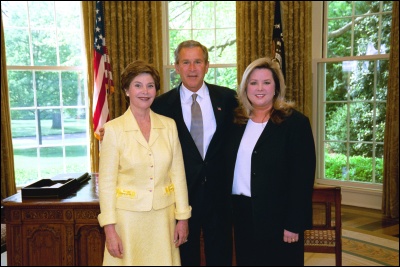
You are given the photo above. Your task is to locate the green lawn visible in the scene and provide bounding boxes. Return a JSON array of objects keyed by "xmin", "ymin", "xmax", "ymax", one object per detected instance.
[
  {"xmin": 11, "ymin": 119, "xmax": 87, "ymax": 138},
  {"xmin": 11, "ymin": 119, "xmax": 90, "ymax": 187}
]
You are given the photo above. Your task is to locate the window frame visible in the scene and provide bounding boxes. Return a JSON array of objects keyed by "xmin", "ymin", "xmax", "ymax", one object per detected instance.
[
  {"xmin": 312, "ymin": 1, "xmax": 391, "ymax": 194},
  {"xmin": 3, "ymin": 1, "xmax": 90, "ymax": 188},
  {"xmin": 161, "ymin": 1, "xmax": 237, "ymax": 92}
]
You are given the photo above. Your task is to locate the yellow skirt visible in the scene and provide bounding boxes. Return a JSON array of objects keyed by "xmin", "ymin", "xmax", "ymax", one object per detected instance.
[{"xmin": 102, "ymin": 204, "xmax": 180, "ymax": 266}]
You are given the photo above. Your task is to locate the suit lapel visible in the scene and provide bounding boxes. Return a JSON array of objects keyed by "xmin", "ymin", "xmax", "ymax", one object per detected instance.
[
  {"xmin": 166, "ymin": 87, "xmax": 187, "ymax": 132},
  {"xmin": 122, "ymin": 110, "xmax": 149, "ymax": 149},
  {"xmin": 208, "ymin": 83, "xmax": 224, "ymax": 127},
  {"xmin": 148, "ymin": 110, "xmax": 161, "ymax": 147},
  {"xmin": 166, "ymin": 86, "xmax": 198, "ymax": 151},
  {"xmin": 255, "ymin": 121, "xmax": 280, "ymax": 148},
  {"xmin": 206, "ymin": 83, "xmax": 225, "ymax": 159}
]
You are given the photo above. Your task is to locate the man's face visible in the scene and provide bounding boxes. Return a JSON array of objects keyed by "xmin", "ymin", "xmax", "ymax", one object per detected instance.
[{"xmin": 174, "ymin": 47, "xmax": 209, "ymax": 92}]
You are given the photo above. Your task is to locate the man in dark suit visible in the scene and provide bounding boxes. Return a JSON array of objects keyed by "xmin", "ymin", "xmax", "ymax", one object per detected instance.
[
  {"xmin": 152, "ymin": 40, "xmax": 237, "ymax": 266},
  {"xmin": 99, "ymin": 40, "xmax": 237, "ymax": 265}
]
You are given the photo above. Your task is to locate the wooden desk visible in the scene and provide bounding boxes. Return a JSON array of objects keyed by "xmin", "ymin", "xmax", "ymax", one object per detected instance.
[{"xmin": 3, "ymin": 174, "xmax": 105, "ymax": 266}]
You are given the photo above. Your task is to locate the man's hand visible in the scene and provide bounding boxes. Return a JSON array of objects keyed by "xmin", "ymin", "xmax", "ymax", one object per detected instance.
[{"xmin": 99, "ymin": 127, "xmax": 105, "ymax": 141}]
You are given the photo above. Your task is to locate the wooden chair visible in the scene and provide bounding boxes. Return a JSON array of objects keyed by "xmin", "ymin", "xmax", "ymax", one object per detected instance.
[{"xmin": 304, "ymin": 185, "xmax": 342, "ymax": 266}]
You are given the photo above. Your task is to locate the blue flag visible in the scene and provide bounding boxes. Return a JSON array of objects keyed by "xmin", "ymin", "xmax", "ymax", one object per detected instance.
[{"xmin": 272, "ymin": 1, "xmax": 286, "ymax": 78}]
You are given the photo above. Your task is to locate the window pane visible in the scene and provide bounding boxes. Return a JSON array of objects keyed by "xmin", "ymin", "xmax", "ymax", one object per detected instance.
[
  {"xmin": 355, "ymin": 1, "xmax": 380, "ymax": 15},
  {"xmin": 58, "ymin": 30, "xmax": 83, "ymax": 66},
  {"xmin": 36, "ymin": 71, "xmax": 60, "ymax": 106},
  {"xmin": 168, "ymin": 1, "xmax": 191, "ymax": 29},
  {"xmin": 382, "ymin": 1, "xmax": 393, "ymax": 11},
  {"xmin": 326, "ymin": 62, "xmax": 352, "ymax": 101},
  {"xmin": 8, "ymin": 70, "xmax": 35, "ymax": 107},
  {"xmin": 169, "ymin": 68, "xmax": 181, "ymax": 89},
  {"xmin": 375, "ymin": 144, "xmax": 384, "ymax": 183},
  {"xmin": 216, "ymin": 2, "xmax": 236, "ymax": 28},
  {"xmin": 205, "ymin": 67, "xmax": 237, "ymax": 90},
  {"xmin": 28, "ymin": 1, "xmax": 55, "ymax": 28},
  {"xmin": 32, "ymin": 29, "xmax": 57, "ymax": 66},
  {"xmin": 326, "ymin": 103, "xmax": 348, "ymax": 144},
  {"xmin": 327, "ymin": 18, "xmax": 352, "ymax": 57},
  {"xmin": 38, "ymin": 109, "xmax": 62, "ymax": 146},
  {"xmin": 324, "ymin": 145, "xmax": 347, "ymax": 180},
  {"xmin": 328, "ymin": 2, "xmax": 352, "ymax": 18},
  {"xmin": 62, "ymin": 71, "xmax": 85, "ymax": 106},
  {"xmin": 375, "ymin": 102, "xmax": 386, "ymax": 142},
  {"xmin": 63, "ymin": 111, "xmax": 87, "ymax": 139},
  {"xmin": 66, "ymin": 145, "xmax": 88, "ymax": 172},
  {"xmin": 4, "ymin": 29, "xmax": 30, "ymax": 65},
  {"xmin": 14, "ymin": 148, "xmax": 39, "ymax": 186},
  {"xmin": 192, "ymin": 1, "xmax": 215, "ymax": 28},
  {"xmin": 349, "ymin": 61, "xmax": 375, "ymax": 101},
  {"xmin": 40, "ymin": 147, "xmax": 64, "ymax": 177},
  {"xmin": 380, "ymin": 14, "xmax": 392, "ymax": 53},
  {"xmin": 215, "ymin": 28, "xmax": 237, "ymax": 63},
  {"xmin": 11, "ymin": 110, "xmax": 37, "ymax": 148},
  {"xmin": 1, "ymin": 1, "xmax": 28, "ymax": 27},
  {"xmin": 55, "ymin": 1, "xmax": 81, "ymax": 29},
  {"xmin": 349, "ymin": 143, "xmax": 373, "ymax": 182},
  {"xmin": 354, "ymin": 15, "xmax": 380, "ymax": 56},
  {"xmin": 349, "ymin": 102, "xmax": 374, "ymax": 142},
  {"xmin": 376, "ymin": 60, "xmax": 389, "ymax": 100}
]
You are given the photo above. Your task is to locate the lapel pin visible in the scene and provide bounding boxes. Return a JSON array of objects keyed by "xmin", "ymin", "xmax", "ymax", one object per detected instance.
[{"xmin": 217, "ymin": 107, "xmax": 222, "ymax": 111}]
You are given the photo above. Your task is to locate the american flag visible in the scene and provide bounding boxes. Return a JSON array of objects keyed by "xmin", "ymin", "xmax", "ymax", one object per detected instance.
[
  {"xmin": 93, "ymin": 1, "xmax": 114, "ymax": 140},
  {"xmin": 272, "ymin": 1, "xmax": 286, "ymax": 79}
]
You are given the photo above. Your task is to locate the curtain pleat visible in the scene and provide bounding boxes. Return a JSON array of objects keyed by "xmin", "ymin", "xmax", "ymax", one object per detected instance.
[
  {"xmin": 82, "ymin": 1, "xmax": 163, "ymax": 172},
  {"xmin": 382, "ymin": 1, "xmax": 399, "ymax": 219},
  {"xmin": 236, "ymin": 2, "xmax": 274, "ymax": 86},
  {"xmin": 1, "ymin": 14, "xmax": 17, "ymax": 199},
  {"xmin": 236, "ymin": 1, "xmax": 312, "ymax": 119}
]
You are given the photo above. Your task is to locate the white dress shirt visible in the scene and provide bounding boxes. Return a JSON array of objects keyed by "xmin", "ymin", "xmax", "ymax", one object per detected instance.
[{"xmin": 180, "ymin": 83, "xmax": 216, "ymax": 159}]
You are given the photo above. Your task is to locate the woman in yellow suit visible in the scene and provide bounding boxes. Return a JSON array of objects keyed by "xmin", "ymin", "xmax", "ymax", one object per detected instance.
[{"xmin": 98, "ymin": 60, "xmax": 192, "ymax": 266}]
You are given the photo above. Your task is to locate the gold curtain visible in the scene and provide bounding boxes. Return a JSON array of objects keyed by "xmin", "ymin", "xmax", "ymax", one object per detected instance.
[
  {"xmin": 1, "ymin": 14, "xmax": 17, "ymax": 199},
  {"xmin": 236, "ymin": 1, "xmax": 313, "ymax": 119},
  {"xmin": 82, "ymin": 1, "xmax": 163, "ymax": 172},
  {"xmin": 382, "ymin": 1, "xmax": 399, "ymax": 219}
]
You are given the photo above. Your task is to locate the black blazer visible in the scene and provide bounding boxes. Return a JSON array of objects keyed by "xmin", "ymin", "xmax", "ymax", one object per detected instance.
[
  {"xmin": 152, "ymin": 82, "xmax": 238, "ymax": 211},
  {"xmin": 225, "ymin": 109, "xmax": 316, "ymax": 235}
]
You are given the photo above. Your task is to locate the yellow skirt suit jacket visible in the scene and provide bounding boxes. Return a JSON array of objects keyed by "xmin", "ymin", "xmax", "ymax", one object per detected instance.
[{"xmin": 98, "ymin": 109, "xmax": 191, "ymax": 265}]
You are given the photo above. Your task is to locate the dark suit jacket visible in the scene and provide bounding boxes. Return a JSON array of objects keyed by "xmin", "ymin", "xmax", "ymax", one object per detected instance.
[
  {"xmin": 225, "ymin": 109, "xmax": 316, "ymax": 236},
  {"xmin": 151, "ymin": 82, "xmax": 238, "ymax": 212}
]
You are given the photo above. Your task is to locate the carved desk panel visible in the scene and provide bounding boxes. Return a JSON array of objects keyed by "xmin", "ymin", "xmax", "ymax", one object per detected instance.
[{"xmin": 3, "ymin": 174, "xmax": 105, "ymax": 266}]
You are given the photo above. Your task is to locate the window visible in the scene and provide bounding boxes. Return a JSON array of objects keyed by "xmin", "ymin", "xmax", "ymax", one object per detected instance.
[
  {"xmin": 164, "ymin": 1, "xmax": 237, "ymax": 91},
  {"xmin": 2, "ymin": 1, "xmax": 89, "ymax": 187},
  {"xmin": 314, "ymin": 1, "xmax": 392, "ymax": 189}
]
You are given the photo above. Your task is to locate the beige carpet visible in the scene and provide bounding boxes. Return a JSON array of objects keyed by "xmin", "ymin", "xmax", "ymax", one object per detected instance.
[{"xmin": 305, "ymin": 228, "xmax": 399, "ymax": 266}]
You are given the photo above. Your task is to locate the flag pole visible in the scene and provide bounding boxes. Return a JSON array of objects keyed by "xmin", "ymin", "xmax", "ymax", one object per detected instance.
[{"xmin": 272, "ymin": 1, "xmax": 286, "ymax": 79}]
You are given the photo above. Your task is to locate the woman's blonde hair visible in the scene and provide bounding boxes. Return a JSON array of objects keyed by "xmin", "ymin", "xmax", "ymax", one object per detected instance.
[{"xmin": 234, "ymin": 57, "xmax": 294, "ymax": 125}]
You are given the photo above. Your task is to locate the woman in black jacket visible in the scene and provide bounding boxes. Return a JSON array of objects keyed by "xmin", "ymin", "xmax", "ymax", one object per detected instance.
[{"xmin": 225, "ymin": 57, "xmax": 316, "ymax": 266}]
